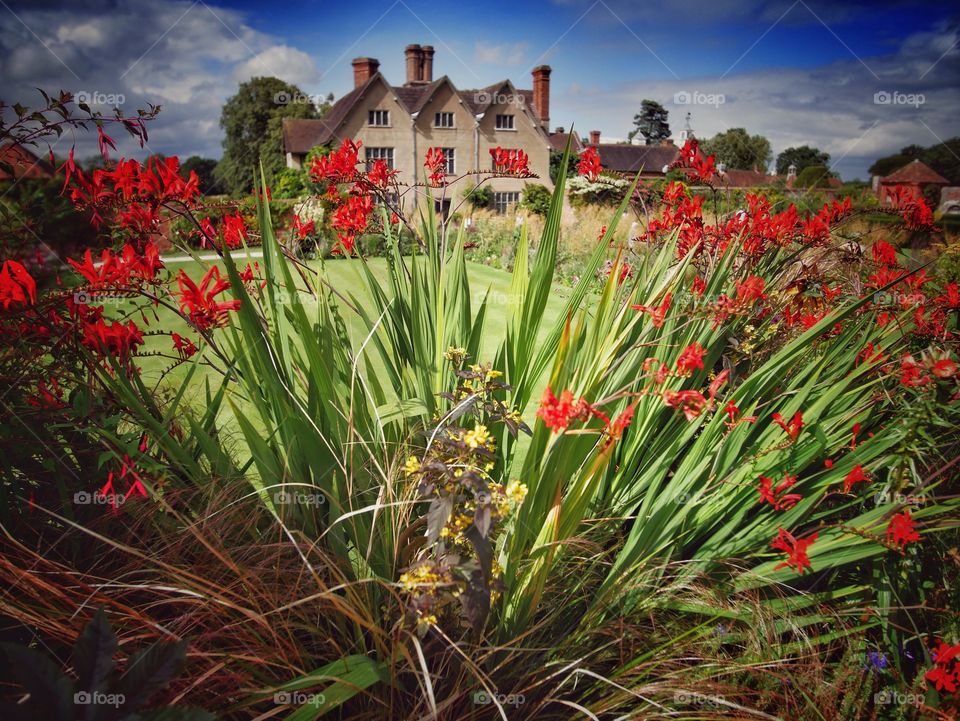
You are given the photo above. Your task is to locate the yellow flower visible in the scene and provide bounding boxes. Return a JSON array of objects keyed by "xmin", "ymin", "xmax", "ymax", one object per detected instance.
[
  {"xmin": 444, "ymin": 346, "xmax": 466, "ymax": 363},
  {"xmin": 404, "ymin": 456, "xmax": 421, "ymax": 476},
  {"xmin": 463, "ymin": 423, "xmax": 494, "ymax": 450},
  {"xmin": 505, "ymin": 479, "xmax": 528, "ymax": 505}
]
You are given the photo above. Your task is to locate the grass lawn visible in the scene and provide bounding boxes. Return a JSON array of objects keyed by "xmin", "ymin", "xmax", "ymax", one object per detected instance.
[{"xmin": 131, "ymin": 253, "xmax": 573, "ymax": 448}]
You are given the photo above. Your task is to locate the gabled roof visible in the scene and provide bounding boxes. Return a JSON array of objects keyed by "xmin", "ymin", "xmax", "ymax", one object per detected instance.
[
  {"xmin": 596, "ymin": 143, "xmax": 679, "ymax": 174},
  {"xmin": 717, "ymin": 168, "xmax": 775, "ymax": 188},
  {"xmin": 283, "ymin": 74, "xmax": 543, "ymax": 155},
  {"xmin": 548, "ymin": 130, "xmax": 583, "ymax": 153},
  {"xmin": 881, "ymin": 159, "xmax": 949, "ymax": 185}
]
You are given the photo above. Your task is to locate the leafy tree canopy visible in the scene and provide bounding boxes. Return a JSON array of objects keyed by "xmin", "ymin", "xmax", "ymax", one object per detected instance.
[
  {"xmin": 868, "ymin": 139, "xmax": 960, "ymax": 184},
  {"xmin": 628, "ymin": 100, "xmax": 671, "ymax": 145},
  {"xmin": 215, "ymin": 77, "xmax": 330, "ymax": 196},
  {"xmin": 776, "ymin": 145, "xmax": 830, "ymax": 176},
  {"xmin": 701, "ymin": 128, "xmax": 772, "ymax": 171}
]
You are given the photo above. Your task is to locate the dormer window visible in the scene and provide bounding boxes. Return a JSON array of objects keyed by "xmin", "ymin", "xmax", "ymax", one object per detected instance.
[
  {"xmin": 495, "ymin": 114, "xmax": 515, "ymax": 130},
  {"xmin": 368, "ymin": 109, "xmax": 390, "ymax": 126},
  {"xmin": 434, "ymin": 112, "xmax": 455, "ymax": 128}
]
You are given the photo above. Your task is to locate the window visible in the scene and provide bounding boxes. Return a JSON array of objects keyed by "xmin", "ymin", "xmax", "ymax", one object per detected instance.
[
  {"xmin": 437, "ymin": 148, "xmax": 455, "ymax": 174},
  {"xmin": 368, "ymin": 109, "xmax": 389, "ymax": 126},
  {"xmin": 493, "ymin": 191, "xmax": 520, "ymax": 214},
  {"xmin": 434, "ymin": 112, "xmax": 455, "ymax": 128},
  {"xmin": 365, "ymin": 147, "xmax": 394, "ymax": 169},
  {"xmin": 495, "ymin": 114, "xmax": 515, "ymax": 130}
]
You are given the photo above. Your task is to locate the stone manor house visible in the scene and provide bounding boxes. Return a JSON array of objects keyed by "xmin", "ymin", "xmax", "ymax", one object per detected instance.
[{"xmin": 282, "ymin": 44, "xmax": 554, "ymax": 215}]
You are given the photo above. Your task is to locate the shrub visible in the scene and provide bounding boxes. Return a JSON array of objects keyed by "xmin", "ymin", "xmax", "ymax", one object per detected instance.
[{"xmin": 520, "ymin": 182, "xmax": 551, "ymax": 216}]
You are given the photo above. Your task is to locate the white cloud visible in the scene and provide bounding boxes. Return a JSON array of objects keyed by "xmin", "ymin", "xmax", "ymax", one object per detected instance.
[
  {"xmin": 232, "ymin": 45, "xmax": 320, "ymax": 86},
  {"xmin": 474, "ymin": 41, "xmax": 528, "ymax": 66}
]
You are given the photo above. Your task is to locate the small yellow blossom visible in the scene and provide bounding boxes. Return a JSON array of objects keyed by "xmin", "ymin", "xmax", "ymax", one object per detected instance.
[
  {"xmin": 463, "ymin": 423, "xmax": 494, "ymax": 450},
  {"xmin": 404, "ymin": 456, "xmax": 421, "ymax": 476}
]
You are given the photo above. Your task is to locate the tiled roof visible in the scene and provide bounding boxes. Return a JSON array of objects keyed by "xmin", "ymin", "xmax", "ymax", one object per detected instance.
[
  {"xmin": 881, "ymin": 159, "xmax": 949, "ymax": 185},
  {"xmin": 596, "ymin": 144, "xmax": 679, "ymax": 174},
  {"xmin": 548, "ymin": 131, "xmax": 583, "ymax": 153},
  {"xmin": 717, "ymin": 168, "xmax": 775, "ymax": 187},
  {"xmin": 0, "ymin": 142, "xmax": 56, "ymax": 179}
]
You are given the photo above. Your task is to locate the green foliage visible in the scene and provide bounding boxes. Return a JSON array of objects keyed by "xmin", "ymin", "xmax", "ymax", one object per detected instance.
[
  {"xmin": 702, "ymin": 127, "xmax": 772, "ymax": 171},
  {"xmin": 795, "ymin": 164, "xmax": 833, "ymax": 188},
  {"xmin": 869, "ymin": 138, "xmax": 960, "ymax": 183},
  {"xmin": 460, "ymin": 183, "xmax": 492, "ymax": 210},
  {"xmin": 0, "ymin": 608, "xmax": 211, "ymax": 721},
  {"xmin": 273, "ymin": 166, "xmax": 309, "ymax": 199},
  {"xmin": 520, "ymin": 182, "xmax": 551, "ymax": 216},
  {"xmin": 178, "ymin": 156, "xmax": 220, "ymax": 194},
  {"xmin": 629, "ymin": 99, "xmax": 671, "ymax": 144},
  {"xmin": 214, "ymin": 77, "xmax": 328, "ymax": 196},
  {"xmin": 776, "ymin": 145, "xmax": 830, "ymax": 175},
  {"xmin": 549, "ymin": 149, "xmax": 575, "ymax": 185}
]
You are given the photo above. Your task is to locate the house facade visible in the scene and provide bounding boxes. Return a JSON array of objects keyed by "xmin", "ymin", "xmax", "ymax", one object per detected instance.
[
  {"xmin": 875, "ymin": 159, "xmax": 949, "ymax": 205},
  {"xmin": 283, "ymin": 44, "xmax": 553, "ymax": 214}
]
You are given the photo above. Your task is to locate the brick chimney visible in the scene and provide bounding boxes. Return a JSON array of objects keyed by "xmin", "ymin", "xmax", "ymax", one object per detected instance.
[
  {"xmin": 421, "ymin": 45, "xmax": 434, "ymax": 83},
  {"xmin": 589, "ymin": 130, "xmax": 600, "ymax": 146},
  {"xmin": 405, "ymin": 44, "xmax": 423, "ymax": 85},
  {"xmin": 531, "ymin": 65, "xmax": 551, "ymax": 127},
  {"xmin": 351, "ymin": 57, "xmax": 380, "ymax": 88}
]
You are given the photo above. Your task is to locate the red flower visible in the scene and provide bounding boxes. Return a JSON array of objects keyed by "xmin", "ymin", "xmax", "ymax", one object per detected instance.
[
  {"xmin": 850, "ymin": 422, "xmax": 861, "ymax": 449},
  {"xmin": 757, "ymin": 474, "xmax": 802, "ymax": 511},
  {"xmin": 672, "ymin": 139, "xmax": 715, "ymax": 183},
  {"xmin": 932, "ymin": 358, "xmax": 957, "ymax": 379},
  {"xmin": 926, "ymin": 640, "xmax": 960, "ymax": 693},
  {"xmin": 577, "ymin": 146, "xmax": 602, "ymax": 181},
  {"xmin": 82, "ymin": 318, "xmax": 144, "ymax": 361},
  {"xmin": 171, "ymin": 332, "xmax": 197, "ymax": 359},
  {"xmin": 537, "ymin": 386, "xmax": 592, "ymax": 432},
  {"xmin": 177, "ymin": 266, "xmax": 241, "ymax": 331},
  {"xmin": 886, "ymin": 510, "xmax": 920, "ymax": 550},
  {"xmin": 692, "ymin": 276, "xmax": 706, "ymax": 297},
  {"xmin": 309, "ymin": 139, "xmax": 361, "ymax": 183},
  {"xmin": 632, "ymin": 292, "xmax": 671, "ymax": 327},
  {"xmin": 490, "ymin": 147, "xmax": 530, "ymax": 176},
  {"xmin": 872, "ymin": 239, "xmax": 898, "ymax": 266},
  {"xmin": 676, "ymin": 342, "xmax": 706, "ymax": 374},
  {"xmin": 0, "ymin": 260, "xmax": 37, "ymax": 309},
  {"xmin": 222, "ymin": 213, "xmax": 248, "ymax": 248},
  {"xmin": 770, "ymin": 527, "xmax": 817, "ymax": 574},
  {"xmin": 899, "ymin": 354, "xmax": 930, "ymax": 388},
  {"xmin": 330, "ymin": 193, "xmax": 373, "ymax": 254},
  {"xmin": 606, "ymin": 403, "xmax": 635, "ymax": 445},
  {"xmin": 824, "ymin": 459, "xmax": 834, "ymax": 469},
  {"xmin": 772, "ymin": 411, "xmax": 803, "ymax": 442},
  {"xmin": 842, "ymin": 464, "xmax": 870, "ymax": 493},
  {"xmin": 366, "ymin": 159, "xmax": 398, "ymax": 188},
  {"xmin": 424, "ymin": 147, "xmax": 448, "ymax": 186},
  {"xmin": 662, "ymin": 389, "xmax": 709, "ymax": 421},
  {"xmin": 735, "ymin": 275, "xmax": 766, "ymax": 305}
]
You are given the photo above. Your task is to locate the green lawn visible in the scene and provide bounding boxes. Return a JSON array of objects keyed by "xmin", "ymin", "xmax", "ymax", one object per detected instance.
[{"xmin": 132, "ymin": 253, "xmax": 573, "ymax": 441}]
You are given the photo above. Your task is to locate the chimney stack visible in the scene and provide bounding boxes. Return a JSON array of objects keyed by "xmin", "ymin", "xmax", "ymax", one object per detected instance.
[
  {"xmin": 351, "ymin": 57, "xmax": 380, "ymax": 88},
  {"xmin": 405, "ymin": 44, "xmax": 423, "ymax": 85},
  {"xmin": 531, "ymin": 65, "xmax": 551, "ymax": 127},
  {"xmin": 589, "ymin": 129, "xmax": 601, "ymax": 146},
  {"xmin": 421, "ymin": 45, "xmax": 434, "ymax": 83}
]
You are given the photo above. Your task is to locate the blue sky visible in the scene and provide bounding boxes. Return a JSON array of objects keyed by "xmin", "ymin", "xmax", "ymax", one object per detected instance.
[{"xmin": 1, "ymin": 0, "xmax": 957, "ymax": 179}]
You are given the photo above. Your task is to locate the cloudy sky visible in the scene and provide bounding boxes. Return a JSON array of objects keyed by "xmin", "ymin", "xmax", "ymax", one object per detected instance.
[{"xmin": 1, "ymin": 0, "xmax": 957, "ymax": 179}]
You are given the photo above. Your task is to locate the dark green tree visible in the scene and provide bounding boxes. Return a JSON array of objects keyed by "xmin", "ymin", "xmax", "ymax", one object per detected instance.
[
  {"xmin": 215, "ymin": 77, "xmax": 328, "ymax": 196},
  {"xmin": 628, "ymin": 100, "xmax": 671, "ymax": 145},
  {"xmin": 701, "ymin": 128, "xmax": 772, "ymax": 171},
  {"xmin": 795, "ymin": 164, "xmax": 833, "ymax": 189},
  {"xmin": 776, "ymin": 145, "xmax": 830, "ymax": 175}
]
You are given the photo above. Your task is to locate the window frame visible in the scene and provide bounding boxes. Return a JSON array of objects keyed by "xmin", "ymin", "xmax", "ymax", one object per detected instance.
[
  {"xmin": 495, "ymin": 114, "xmax": 515, "ymax": 130},
  {"xmin": 434, "ymin": 112, "xmax": 455, "ymax": 129},
  {"xmin": 364, "ymin": 146, "xmax": 395, "ymax": 169},
  {"xmin": 368, "ymin": 109, "xmax": 390, "ymax": 127}
]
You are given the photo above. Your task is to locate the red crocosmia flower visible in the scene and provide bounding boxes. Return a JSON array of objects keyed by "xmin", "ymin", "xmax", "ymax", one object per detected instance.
[
  {"xmin": 842, "ymin": 464, "xmax": 870, "ymax": 493},
  {"xmin": 856, "ymin": 342, "xmax": 884, "ymax": 366},
  {"xmin": 735, "ymin": 275, "xmax": 766, "ymax": 305},
  {"xmin": 676, "ymin": 342, "xmax": 706, "ymax": 374},
  {"xmin": 772, "ymin": 411, "xmax": 803, "ymax": 442},
  {"xmin": 886, "ymin": 510, "xmax": 920, "ymax": 550},
  {"xmin": 662, "ymin": 389, "xmax": 709, "ymax": 421},
  {"xmin": 824, "ymin": 459, "xmax": 834, "ymax": 469},
  {"xmin": 770, "ymin": 527, "xmax": 817, "ymax": 574},
  {"xmin": 932, "ymin": 358, "xmax": 958, "ymax": 379},
  {"xmin": 757, "ymin": 474, "xmax": 802, "ymax": 511},
  {"xmin": 82, "ymin": 318, "xmax": 144, "ymax": 361},
  {"xmin": 672, "ymin": 139, "xmax": 715, "ymax": 183},
  {"xmin": 424, "ymin": 147, "xmax": 448, "ymax": 186},
  {"xmin": 0, "ymin": 260, "xmax": 37, "ymax": 309},
  {"xmin": 872, "ymin": 239, "xmax": 899, "ymax": 266},
  {"xmin": 605, "ymin": 403, "xmax": 635, "ymax": 445},
  {"xmin": 330, "ymin": 193, "xmax": 373, "ymax": 254},
  {"xmin": 887, "ymin": 185, "xmax": 936, "ymax": 231},
  {"xmin": 850, "ymin": 422, "xmax": 861, "ymax": 449},
  {"xmin": 577, "ymin": 146, "xmax": 602, "ymax": 181},
  {"xmin": 490, "ymin": 147, "xmax": 530, "ymax": 176},
  {"xmin": 293, "ymin": 214, "xmax": 315, "ymax": 240},
  {"xmin": 936, "ymin": 281, "xmax": 960, "ymax": 309},
  {"xmin": 537, "ymin": 386, "xmax": 593, "ymax": 432},
  {"xmin": 632, "ymin": 292, "xmax": 671, "ymax": 327},
  {"xmin": 899, "ymin": 354, "xmax": 930, "ymax": 388},
  {"xmin": 309, "ymin": 139, "xmax": 361, "ymax": 183},
  {"xmin": 171, "ymin": 332, "xmax": 197, "ymax": 359},
  {"xmin": 222, "ymin": 213, "xmax": 248, "ymax": 248},
  {"xmin": 177, "ymin": 266, "xmax": 241, "ymax": 331},
  {"xmin": 692, "ymin": 276, "xmax": 706, "ymax": 298},
  {"xmin": 366, "ymin": 158, "xmax": 398, "ymax": 188},
  {"xmin": 926, "ymin": 640, "xmax": 960, "ymax": 693}
]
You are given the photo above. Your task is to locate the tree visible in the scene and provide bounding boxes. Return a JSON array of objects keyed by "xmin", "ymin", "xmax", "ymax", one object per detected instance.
[
  {"xmin": 868, "ymin": 139, "xmax": 960, "ymax": 183},
  {"xmin": 628, "ymin": 100, "xmax": 670, "ymax": 145},
  {"xmin": 776, "ymin": 146, "xmax": 830, "ymax": 176},
  {"xmin": 179, "ymin": 156, "xmax": 220, "ymax": 195},
  {"xmin": 215, "ymin": 77, "xmax": 328, "ymax": 196},
  {"xmin": 549, "ymin": 149, "xmax": 576, "ymax": 185},
  {"xmin": 701, "ymin": 128, "xmax": 772, "ymax": 171},
  {"xmin": 795, "ymin": 165, "xmax": 833, "ymax": 189}
]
